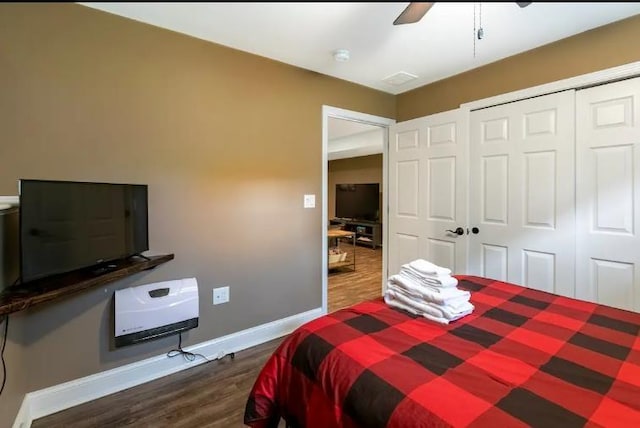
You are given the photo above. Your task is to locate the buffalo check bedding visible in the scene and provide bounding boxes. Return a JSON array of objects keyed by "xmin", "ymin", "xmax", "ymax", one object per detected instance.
[{"xmin": 244, "ymin": 275, "xmax": 640, "ymax": 428}]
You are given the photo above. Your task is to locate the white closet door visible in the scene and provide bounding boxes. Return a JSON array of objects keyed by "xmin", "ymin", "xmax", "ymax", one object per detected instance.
[
  {"xmin": 469, "ymin": 91, "xmax": 576, "ymax": 297},
  {"xmin": 388, "ymin": 109, "xmax": 467, "ymax": 277},
  {"xmin": 576, "ymin": 77, "xmax": 640, "ymax": 312}
]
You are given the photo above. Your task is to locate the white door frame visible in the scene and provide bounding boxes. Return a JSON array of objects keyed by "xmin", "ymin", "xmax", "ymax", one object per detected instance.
[{"xmin": 321, "ymin": 106, "xmax": 395, "ymax": 315}]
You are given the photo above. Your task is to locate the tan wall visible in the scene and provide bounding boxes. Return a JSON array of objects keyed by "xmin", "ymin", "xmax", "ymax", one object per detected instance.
[
  {"xmin": 0, "ymin": 4, "xmax": 395, "ymax": 425},
  {"xmin": 397, "ymin": 14, "xmax": 640, "ymax": 121},
  {"xmin": 328, "ymin": 154, "xmax": 383, "ymax": 222}
]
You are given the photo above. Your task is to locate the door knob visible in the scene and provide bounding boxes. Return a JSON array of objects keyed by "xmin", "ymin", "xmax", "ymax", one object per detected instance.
[
  {"xmin": 471, "ymin": 227, "xmax": 480, "ymax": 234},
  {"xmin": 446, "ymin": 227, "xmax": 465, "ymax": 236}
]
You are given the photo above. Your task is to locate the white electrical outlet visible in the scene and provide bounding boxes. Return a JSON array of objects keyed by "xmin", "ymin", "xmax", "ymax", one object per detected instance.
[{"xmin": 213, "ymin": 286, "xmax": 230, "ymax": 305}]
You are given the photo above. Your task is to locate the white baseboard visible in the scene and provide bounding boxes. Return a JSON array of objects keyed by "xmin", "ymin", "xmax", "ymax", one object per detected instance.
[
  {"xmin": 13, "ymin": 307, "xmax": 323, "ymax": 427},
  {"xmin": 11, "ymin": 398, "xmax": 32, "ymax": 428}
]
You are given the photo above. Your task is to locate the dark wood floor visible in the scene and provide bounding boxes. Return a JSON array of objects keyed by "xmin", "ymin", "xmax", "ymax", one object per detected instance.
[{"xmin": 32, "ymin": 245, "xmax": 382, "ymax": 427}]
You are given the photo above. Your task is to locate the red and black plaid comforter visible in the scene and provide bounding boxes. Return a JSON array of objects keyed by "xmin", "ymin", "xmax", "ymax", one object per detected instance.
[{"xmin": 244, "ymin": 276, "xmax": 640, "ymax": 427}]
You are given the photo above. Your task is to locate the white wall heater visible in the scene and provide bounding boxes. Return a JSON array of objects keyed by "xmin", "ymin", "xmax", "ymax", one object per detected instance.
[{"xmin": 114, "ymin": 277, "xmax": 199, "ymax": 348}]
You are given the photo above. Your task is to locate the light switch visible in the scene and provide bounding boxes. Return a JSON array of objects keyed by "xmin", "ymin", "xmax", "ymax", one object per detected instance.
[{"xmin": 304, "ymin": 194, "xmax": 316, "ymax": 208}]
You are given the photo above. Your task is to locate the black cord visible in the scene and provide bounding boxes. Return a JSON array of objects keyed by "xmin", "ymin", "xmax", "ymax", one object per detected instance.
[
  {"xmin": 167, "ymin": 333, "xmax": 212, "ymax": 363},
  {"xmin": 166, "ymin": 333, "xmax": 236, "ymax": 363},
  {"xmin": 0, "ymin": 315, "xmax": 8, "ymax": 396}
]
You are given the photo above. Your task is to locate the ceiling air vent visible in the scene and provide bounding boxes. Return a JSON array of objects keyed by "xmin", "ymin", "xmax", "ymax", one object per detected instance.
[{"xmin": 383, "ymin": 71, "xmax": 418, "ymax": 86}]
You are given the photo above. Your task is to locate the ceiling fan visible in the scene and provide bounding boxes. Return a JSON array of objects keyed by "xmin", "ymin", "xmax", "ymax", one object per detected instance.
[{"xmin": 393, "ymin": 2, "xmax": 532, "ymax": 25}]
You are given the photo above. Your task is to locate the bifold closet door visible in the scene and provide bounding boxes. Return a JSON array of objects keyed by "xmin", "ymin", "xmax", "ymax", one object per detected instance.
[
  {"xmin": 576, "ymin": 76, "xmax": 640, "ymax": 312},
  {"xmin": 468, "ymin": 90, "xmax": 576, "ymax": 297},
  {"xmin": 388, "ymin": 109, "xmax": 467, "ymax": 277}
]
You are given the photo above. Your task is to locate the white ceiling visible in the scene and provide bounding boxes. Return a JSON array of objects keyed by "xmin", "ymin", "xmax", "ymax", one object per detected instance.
[
  {"xmin": 80, "ymin": 2, "xmax": 640, "ymax": 95},
  {"xmin": 328, "ymin": 117, "xmax": 380, "ymax": 140},
  {"xmin": 327, "ymin": 118, "xmax": 383, "ymax": 161}
]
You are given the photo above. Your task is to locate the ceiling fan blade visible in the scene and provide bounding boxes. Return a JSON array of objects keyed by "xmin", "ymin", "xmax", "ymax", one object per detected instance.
[
  {"xmin": 516, "ymin": 2, "xmax": 532, "ymax": 7},
  {"xmin": 393, "ymin": 2, "xmax": 435, "ymax": 26}
]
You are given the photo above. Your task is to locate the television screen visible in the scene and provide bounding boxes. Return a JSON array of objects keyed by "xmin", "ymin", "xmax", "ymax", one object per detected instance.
[
  {"xmin": 335, "ymin": 183, "xmax": 380, "ymax": 222},
  {"xmin": 19, "ymin": 179, "xmax": 149, "ymax": 283}
]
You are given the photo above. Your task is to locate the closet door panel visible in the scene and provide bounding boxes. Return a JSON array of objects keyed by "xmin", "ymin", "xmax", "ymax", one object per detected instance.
[
  {"xmin": 469, "ymin": 91, "xmax": 576, "ymax": 297},
  {"xmin": 388, "ymin": 124, "xmax": 424, "ymax": 275},
  {"xmin": 576, "ymin": 76, "xmax": 640, "ymax": 312},
  {"xmin": 428, "ymin": 157, "xmax": 456, "ymax": 221},
  {"xmin": 388, "ymin": 109, "xmax": 467, "ymax": 277},
  {"xmin": 524, "ymin": 151, "xmax": 556, "ymax": 229},
  {"xmin": 422, "ymin": 110, "xmax": 468, "ymax": 275},
  {"xmin": 522, "ymin": 250, "xmax": 555, "ymax": 293},
  {"xmin": 482, "ymin": 244, "xmax": 508, "ymax": 281},
  {"xmin": 482, "ymin": 155, "xmax": 509, "ymax": 225}
]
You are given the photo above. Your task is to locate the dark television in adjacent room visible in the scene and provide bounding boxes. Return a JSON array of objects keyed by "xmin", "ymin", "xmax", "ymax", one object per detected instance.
[
  {"xmin": 19, "ymin": 179, "xmax": 149, "ymax": 283},
  {"xmin": 335, "ymin": 183, "xmax": 380, "ymax": 222}
]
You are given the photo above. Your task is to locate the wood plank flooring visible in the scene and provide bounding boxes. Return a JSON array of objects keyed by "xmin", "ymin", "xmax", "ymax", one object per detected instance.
[
  {"xmin": 32, "ymin": 339, "xmax": 284, "ymax": 428},
  {"xmin": 32, "ymin": 246, "xmax": 382, "ymax": 427},
  {"xmin": 328, "ymin": 244, "xmax": 383, "ymax": 312}
]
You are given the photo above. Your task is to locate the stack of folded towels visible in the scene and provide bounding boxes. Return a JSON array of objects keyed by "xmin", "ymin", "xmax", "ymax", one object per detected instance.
[{"xmin": 384, "ymin": 259, "xmax": 474, "ymax": 325}]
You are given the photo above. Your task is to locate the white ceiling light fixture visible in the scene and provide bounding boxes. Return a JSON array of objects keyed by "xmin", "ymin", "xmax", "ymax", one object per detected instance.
[{"xmin": 333, "ymin": 49, "xmax": 350, "ymax": 62}]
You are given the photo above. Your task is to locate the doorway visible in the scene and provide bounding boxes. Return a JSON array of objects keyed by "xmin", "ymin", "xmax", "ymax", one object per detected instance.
[{"xmin": 321, "ymin": 106, "xmax": 395, "ymax": 314}]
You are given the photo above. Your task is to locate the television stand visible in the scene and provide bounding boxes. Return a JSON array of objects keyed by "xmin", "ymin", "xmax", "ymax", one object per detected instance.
[
  {"xmin": 330, "ymin": 218, "xmax": 382, "ymax": 249},
  {"xmin": 129, "ymin": 253, "xmax": 151, "ymax": 262},
  {"xmin": 0, "ymin": 254, "xmax": 174, "ymax": 316}
]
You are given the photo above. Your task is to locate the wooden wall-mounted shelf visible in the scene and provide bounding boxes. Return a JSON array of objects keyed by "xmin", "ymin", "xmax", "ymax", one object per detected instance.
[{"xmin": 0, "ymin": 254, "xmax": 174, "ymax": 317}]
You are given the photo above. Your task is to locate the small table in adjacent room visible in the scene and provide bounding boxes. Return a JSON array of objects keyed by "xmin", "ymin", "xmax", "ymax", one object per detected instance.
[{"xmin": 327, "ymin": 229, "xmax": 356, "ymax": 272}]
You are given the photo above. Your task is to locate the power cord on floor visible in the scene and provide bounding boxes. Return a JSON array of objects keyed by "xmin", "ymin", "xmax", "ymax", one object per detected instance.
[
  {"xmin": 166, "ymin": 332, "xmax": 236, "ymax": 363},
  {"xmin": 167, "ymin": 332, "xmax": 212, "ymax": 362},
  {"xmin": 0, "ymin": 315, "xmax": 9, "ymax": 396}
]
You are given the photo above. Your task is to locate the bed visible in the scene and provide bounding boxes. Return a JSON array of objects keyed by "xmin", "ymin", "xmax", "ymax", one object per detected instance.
[{"xmin": 244, "ymin": 275, "xmax": 640, "ymax": 428}]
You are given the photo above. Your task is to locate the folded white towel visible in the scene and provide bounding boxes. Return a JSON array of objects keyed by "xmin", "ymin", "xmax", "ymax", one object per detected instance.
[
  {"xmin": 400, "ymin": 267, "xmax": 459, "ymax": 288},
  {"xmin": 388, "ymin": 275, "xmax": 470, "ymax": 306},
  {"xmin": 424, "ymin": 300, "xmax": 475, "ymax": 320},
  {"xmin": 408, "ymin": 259, "xmax": 452, "ymax": 276},
  {"xmin": 390, "ymin": 274, "xmax": 449, "ymax": 298},
  {"xmin": 401, "ymin": 264, "xmax": 453, "ymax": 280},
  {"xmin": 385, "ymin": 287, "xmax": 474, "ymax": 322},
  {"xmin": 386, "ymin": 287, "xmax": 445, "ymax": 318},
  {"xmin": 420, "ymin": 275, "xmax": 459, "ymax": 288},
  {"xmin": 444, "ymin": 295, "xmax": 474, "ymax": 310},
  {"xmin": 384, "ymin": 292, "xmax": 450, "ymax": 325}
]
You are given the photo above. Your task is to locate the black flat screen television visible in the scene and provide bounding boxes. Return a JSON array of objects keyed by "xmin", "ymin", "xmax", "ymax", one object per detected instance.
[
  {"xmin": 335, "ymin": 183, "xmax": 380, "ymax": 222},
  {"xmin": 19, "ymin": 179, "xmax": 149, "ymax": 283}
]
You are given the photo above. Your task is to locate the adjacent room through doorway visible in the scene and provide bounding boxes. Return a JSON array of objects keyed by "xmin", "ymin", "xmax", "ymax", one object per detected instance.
[{"xmin": 326, "ymin": 116, "xmax": 385, "ymax": 312}]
